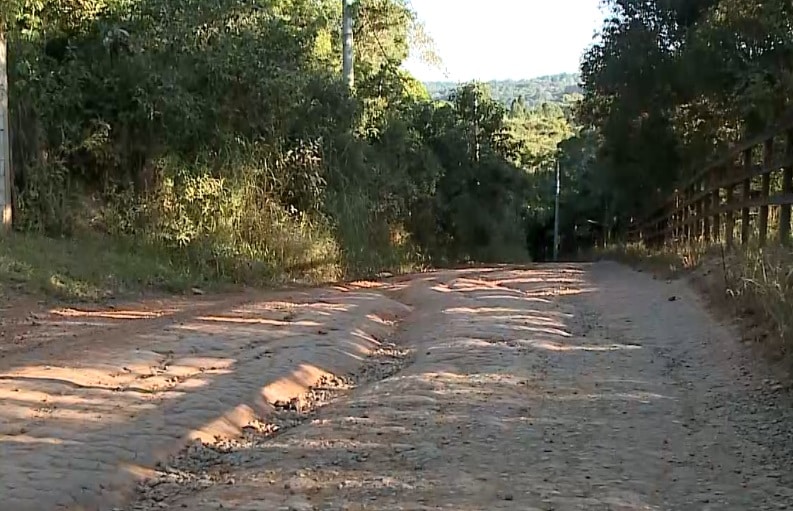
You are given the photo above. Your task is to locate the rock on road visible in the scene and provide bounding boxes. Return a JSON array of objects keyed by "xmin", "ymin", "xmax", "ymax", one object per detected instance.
[{"xmin": 2, "ymin": 263, "xmax": 793, "ymax": 510}]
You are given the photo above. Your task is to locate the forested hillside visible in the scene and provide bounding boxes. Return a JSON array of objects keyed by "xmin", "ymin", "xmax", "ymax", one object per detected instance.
[
  {"xmin": 425, "ymin": 73, "xmax": 581, "ymax": 107},
  {"xmin": 0, "ymin": 0, "xmax": 548, "ymax": 296}
]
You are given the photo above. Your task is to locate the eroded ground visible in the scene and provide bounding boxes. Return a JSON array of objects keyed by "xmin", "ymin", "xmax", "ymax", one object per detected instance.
[{"xmin": 2, "ymin": 264, "xmax": 793, "ymax": 510}]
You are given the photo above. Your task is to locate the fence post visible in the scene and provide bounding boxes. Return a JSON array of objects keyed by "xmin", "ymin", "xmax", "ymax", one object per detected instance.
[
  {"xmin": 691, "ymin": 185, "xmax": 698, "ymax": 243},
  {"xmin": 713, "ymin": 166, "xmax": 722, "ymax": 242},
  {"xmin": 725, "ymin": 181, "xmax": 735, "ymax": 248},
  {"xmin": 682, "ymin": 189, "xmax": 689, "ymax": 243},
  {"xmin": 759, "ymin": 138, "xmax": 773, "ymax": 245},
  {"xmin": 678, "ymin": 191, "xmax": 684, "ymax": 242},
  {"xmin": 741, "ymin": 148, "xmax": 752, "ymax": 246},
  {"xmin": 782, "ymin": 129, "xmax": 793, "ymax": 245},
  {"xmin": 688, "ymin": 186, "xmax": 695, "ymax": 243},
  {"xmin": 693, "ymin": 187, "xmax": 700, "ymax": 241},
  {"xmin": 691, "ymin": 187, "xmax": 696, "ymax": 243},
  {"xmin": 657, "ymin": 218, "xmax": 664, "ymax": 247},
  {"xmin": 699, "ymin": 178, "xmax": 713, "ymax": 243}
]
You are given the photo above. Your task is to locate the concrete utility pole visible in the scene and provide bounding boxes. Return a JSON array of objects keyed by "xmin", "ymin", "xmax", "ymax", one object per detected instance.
[
  {"xmin": 473, "ymin": 93, "xmax": 480, "ymax": 163},
  {"xmin": 553, "ymin": 159, "xmax": 561, "ymax": 262},
  {"xmin": 0, "ymin": 29, "xmax": 12, "ymax": 231},
  {"xmin": 342, "ymin": 0, "xmax": 354, "ymax": 89}
]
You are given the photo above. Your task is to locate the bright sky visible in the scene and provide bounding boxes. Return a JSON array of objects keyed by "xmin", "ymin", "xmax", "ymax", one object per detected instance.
[{"xmin": 403, "ymin": 0, "xmax": 607, "ymax": 82}]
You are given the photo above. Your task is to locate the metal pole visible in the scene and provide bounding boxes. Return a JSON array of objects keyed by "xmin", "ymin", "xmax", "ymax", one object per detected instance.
[
  {"xmin": 0, "ymin": 29, "xmax": 12, "ymax": 231},
  {"xmin": 553, "ymin": 160, "xmax": 561, "ymax": 261},
  {"xmin": 342, "ymin": 0, "xmax": 354, "ymax": 89}
]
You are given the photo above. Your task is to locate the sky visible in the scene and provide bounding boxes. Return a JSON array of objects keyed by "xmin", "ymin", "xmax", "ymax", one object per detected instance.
[{"xmin": 402, "ymin": 0, "xmax": 607, "ymax": 82}]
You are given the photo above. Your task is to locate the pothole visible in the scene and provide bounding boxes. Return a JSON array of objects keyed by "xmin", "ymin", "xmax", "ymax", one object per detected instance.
[{"xmin": 123, "ymin": 341, "xmax": 414, "ymax": 510}]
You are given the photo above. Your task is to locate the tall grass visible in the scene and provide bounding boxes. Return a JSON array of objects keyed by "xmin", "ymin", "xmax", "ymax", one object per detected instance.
[
  {"xmin": 725, "ymin": 246, "xmax": 793, "ymax": 362},
  {"xmin": 594, "ymin": 242, "xmax": 710, "ymax": 278}
]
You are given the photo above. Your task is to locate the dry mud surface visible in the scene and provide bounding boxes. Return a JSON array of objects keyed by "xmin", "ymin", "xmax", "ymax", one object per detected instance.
[{"xmin": 2, "ymin": 263, "xmax": 793, "ymax": 510}]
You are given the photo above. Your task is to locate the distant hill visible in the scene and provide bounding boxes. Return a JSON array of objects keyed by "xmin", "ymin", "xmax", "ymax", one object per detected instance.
[{"xmin": 424, "ymin": 73, "xmax": 582, "ymax": 107}]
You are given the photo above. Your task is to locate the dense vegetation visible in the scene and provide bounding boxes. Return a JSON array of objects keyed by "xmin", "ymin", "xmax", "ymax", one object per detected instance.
[
  {"xmin": 1, "ymin": 0, "xmax": 551, "ymax": 296},
  {"xmin": 15, "ymin": 0, "xmax": 779, "ymax": 296},
  {"xmin": 425, "ymin": 73, "xmax": 582, "ymax": 107},
  {"xmin": 577, "ymin": 0, "xmax": 793, "ymax": 232}
]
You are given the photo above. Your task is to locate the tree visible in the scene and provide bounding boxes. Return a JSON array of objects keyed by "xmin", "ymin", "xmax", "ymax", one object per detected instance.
[
  {"xmin": 2, "ymin": 0, "xmax": 540, "ymax": 273},
  {"xmin": 509, "ymin": 95, "xmax": 526, "ymax": 118},
  {"xmin": 577, "ymin": 0, "xmax": 793, "ymax": 231}
]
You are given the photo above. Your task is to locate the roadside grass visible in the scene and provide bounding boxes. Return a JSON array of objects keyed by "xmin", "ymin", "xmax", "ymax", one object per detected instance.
[
  {"xmin": 0, "ymin": 233, "xmax": 210, "ymax": 301},
  {"xmin": 726, "ymin": 245, "xmax": 793, "ymax": 364},
  {"xmin": 593, "ymin": 242, "xmax": 709, "ymax": 279},
  {"xmin": 597, "ymin": 241, "xmax": 793, "ymax": 369},
  {"xmin": 0, "ymin": 230, "xmax": 426, "ymax": 302}
]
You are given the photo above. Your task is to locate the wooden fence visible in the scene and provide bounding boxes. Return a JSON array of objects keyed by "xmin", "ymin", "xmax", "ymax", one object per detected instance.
[{"xmin": 629, "ymin": 114, "xmax": 793, "ymax": 248}]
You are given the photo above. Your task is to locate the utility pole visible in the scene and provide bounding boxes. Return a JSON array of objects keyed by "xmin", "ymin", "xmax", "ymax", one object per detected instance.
[
  {"xmin": 0, "ymin": 28, "xmax": 12, "ymax": 231},
  {"xmin": 473, "ymin": 93, "xmax": 480, "ymax": 163},
  {"xmin": 553, "ymin": 159, "xmax": 561, "ymax": 262},
  {"xmin": 342, "ymin": 0, "xmax": 354, "ymax": 89}
]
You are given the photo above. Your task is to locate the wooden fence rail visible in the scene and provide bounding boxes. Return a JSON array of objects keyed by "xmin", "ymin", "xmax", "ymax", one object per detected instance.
[{"xmin": 629, "ymin": 114, "xmax": 793, "ymax": 248}]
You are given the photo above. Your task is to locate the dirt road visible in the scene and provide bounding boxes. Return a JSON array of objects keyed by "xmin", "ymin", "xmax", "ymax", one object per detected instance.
[{"xmin": 2, "ymin": 263, "xmax": 793, "ymax": 510}]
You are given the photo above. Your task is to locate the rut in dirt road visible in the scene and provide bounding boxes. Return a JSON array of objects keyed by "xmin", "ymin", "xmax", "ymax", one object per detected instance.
[{"xmin": 125, "ymin": 263, "xmax": 793, "ymax": 511}]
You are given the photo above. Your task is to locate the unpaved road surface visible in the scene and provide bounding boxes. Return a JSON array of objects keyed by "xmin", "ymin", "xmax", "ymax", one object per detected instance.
[{"xmin": 2, "ymin": 263, "xmax": 793, "ymax": 510}]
